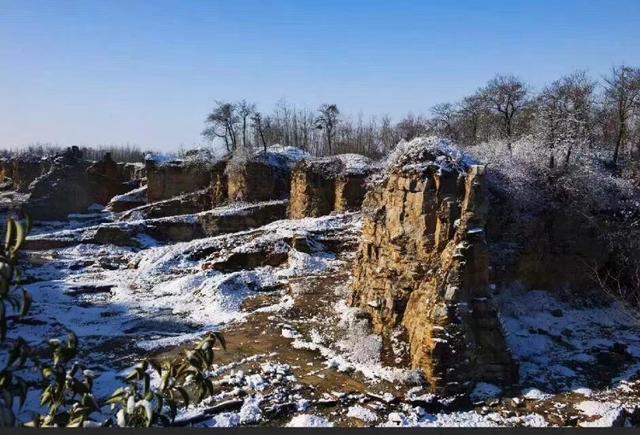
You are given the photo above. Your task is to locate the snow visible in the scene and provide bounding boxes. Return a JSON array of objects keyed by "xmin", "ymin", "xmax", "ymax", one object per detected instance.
[
  {"xmin": 576, "ymin": 400, "xmax": 624, "ymax": 427},
  {"xmin": 109, "ymin": 185, "xmax": 147, "ymax": 204},
  {"xmin": 497, "ymin": 286, "xmax": 640, "ymax": 391},
  {"xmin": 335, "ymin": 153, "xmax": 374, "ymax": 175},
  {"xmin": 286, "ymin": 414, "xmax": 334, "ymax": 427},
  {"xmin": 470, "ymin": 383, "xmax": 502, "ymax": 402},
  {"xmin": 265, "ymin": 144, "xmax": 309, "ymax": 162},
  {"xmin": 239, "ymin": 396, "xmax": 263, "ymax": 424},
  {"xmin": 346, "ymin": 405, "xmax": 378, "ymax": 422}
]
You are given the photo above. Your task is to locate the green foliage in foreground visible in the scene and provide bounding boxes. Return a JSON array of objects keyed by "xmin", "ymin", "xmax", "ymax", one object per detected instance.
[{"xmin": 0, "ymin": 217, "xmax": 225, "ymax": 427}]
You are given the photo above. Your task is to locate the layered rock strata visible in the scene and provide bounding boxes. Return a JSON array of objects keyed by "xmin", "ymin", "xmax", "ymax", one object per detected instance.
[{"xmin": 349, "ymin": 140, "xmax": 517, "ymax": 394}]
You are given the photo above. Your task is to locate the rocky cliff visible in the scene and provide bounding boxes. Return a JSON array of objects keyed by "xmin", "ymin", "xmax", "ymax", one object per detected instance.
[
  {"xmin": 349, "ymin": 138, "xmax": 517, "ymax": 394},
  {"xmin": 145, "ymin": 157, "xmax": 213, "ymax": 203},
  {"xmin": 289, "ymin": 154, "xmax": 374, "ymax": 219}
]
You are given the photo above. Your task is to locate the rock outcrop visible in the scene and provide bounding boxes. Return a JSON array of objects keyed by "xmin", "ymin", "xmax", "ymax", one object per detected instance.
[
  {"xmin": 118, "ymin": 187, "xmax": 213, "ymax": 221},
  {"xmin": 13, "ymin": 155, "xmax": 45, "ymax": 192},
  {"xmin": 289, "ymin": 154, "xmax": 374, "ymax": 219},
  {"xmin": 26, "ymin": 147, "xmax": 92, "ymax": 220},
  {"xmin": 106, "ymin": 186, "xmax": 147, "ymax": 213},
  {"xmin": 349, "ymin": 139, "xmax": 517, "ymax": 394},
  {"xmin": 334, "ymin": 154, "xmax": 375, "ymax": 212},
  {"xmin": 289, "ymin": 157, "xmax": 345, "ymax": 219},
  {"xmin": 87, "ymin": 153, "xmax": 130, "ymax": 206},
  {"xmin": 226, "ymin": 151, "xmax": 293, "ymax": 203},
  {"xmin": 25, "ymin": 200, "xmax": 288, "ymax": 250},
  {"xmin": 145, "ymin": 156, "xmax": 214, "ymax": 203},
  {"xmin": 0, "ymin": 158, "xmax": 13, "ymax": 182}
]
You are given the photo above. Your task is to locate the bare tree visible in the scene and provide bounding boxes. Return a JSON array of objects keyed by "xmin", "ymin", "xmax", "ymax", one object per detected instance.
[
  {"xmin": 457, "ymin": 93, "xmax": 487, "ymax": 145},
  {"xmin": 536, "ymin": 71, "xmax": 595, "ymax": 168},
  {"xmin": 202, "ymin": 101, "xmax": 238, "ymax": 152},
  {"xmin": 431, "ymin": 103, "xmax": 458, "ymax": 141},
  {"xmin": 603, "ymin": 66, "xmax": 640, "ymax": 165},
  {"xmin": 316, "ymin": 104, "xmax": 340, "ymax": 154},
  {"xmin": 251, "ymin": 111, "xmax": 267, "ymax": 153},
  {"xmin": 481, "ymin": 74, "xmax": 530, "ymax": 152},
  {"xmin": 237, "ymin": 100, "xmax": 256, "ymax": 149}
]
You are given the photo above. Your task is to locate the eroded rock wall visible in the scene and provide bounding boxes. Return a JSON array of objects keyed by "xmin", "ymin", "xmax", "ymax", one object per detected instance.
[
  {"xmin": 13, "ymin": 156, "xmax": 45, "ymax": 192},
  {"xmin": 349, "ymin": 142, "xmax": 516, "ymax": 394},
  {"xmin": 26, "ymin": 147, "xmax": 92, "ymax": 220},
  {"xmin": 145, "ymin": 159, "xmax": 213, "ymax": 203},
  {"xmin": 289, "ymin": 157, "xmax": 345, "ymax": 219},
  {"xmin": 87, "ymin": 153, "xmax": 130, "ymax": 206},
  {"xmin": 226, "ymin": 152, "xmax": 292, "ymax": 203}
]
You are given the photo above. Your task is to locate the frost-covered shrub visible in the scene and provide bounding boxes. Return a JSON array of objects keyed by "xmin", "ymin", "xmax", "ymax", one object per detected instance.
[{"xmin": 469, "ymin": 136, "xmax": 640, "ymax": 306}]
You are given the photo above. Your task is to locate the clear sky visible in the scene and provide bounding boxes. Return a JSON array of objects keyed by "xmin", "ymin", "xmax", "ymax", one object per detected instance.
[{"xmin": 1, "ymin": 0, "xmax": 639, "ymax": 151}]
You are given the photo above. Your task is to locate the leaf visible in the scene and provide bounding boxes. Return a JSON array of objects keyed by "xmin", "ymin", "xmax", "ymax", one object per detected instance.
[
  {"xmin": 4, "ymin": 219, "xmax": 15, "ymax": 250},
  {"xmin": 147, "ymin": 358, "xmax": 162, "ymax": 376},
  {"xmin": 18, "ymin": 379, "xmax": 28, "ymax": 409},
  {"xmin": 20, "ymin": 289, "xmax": 32, "ymax": 317},
  {"xmin": 11, "ymin": 220, "xmax": 25, "ymax": 253},
  {"xmin": 214, "ymin": 332, "xmax": 226, "ymax": 350},
  {"xmin": 174, "ymin": 387, "xmax": 189, "ymax": 408}
]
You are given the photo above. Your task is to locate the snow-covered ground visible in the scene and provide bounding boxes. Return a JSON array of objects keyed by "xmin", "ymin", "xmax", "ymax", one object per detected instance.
[{"xmin": 9, "ymin": 207, "xmax": 640, "ymax": 427}]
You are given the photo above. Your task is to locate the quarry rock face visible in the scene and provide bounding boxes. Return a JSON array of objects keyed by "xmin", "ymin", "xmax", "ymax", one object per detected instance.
[
  {"xmin": 87, "ymin": 153, "xmax": 130, "ymax": 206},
  {"xmin": 290, "ymin": 157, "xmax": 345, "ymax": 219},
  {"xmin": 211, "ymin": 159, "xmax": 229, "ymax": 206},
  {"xmin": 226, "ymin": 151, "xmax": 293, "ymax": 203},
  {"xmin": 145, "ymin": 157, "xmax": 213, "ymax": 203},
  {"xmin": 290, "ymin": 154, "xmax": 374, "ymax": 219},
  {"xmin": 486, "ymin": 190, "xmax": 612, "ymax": 293},
  {"xmin": 26, "ymin": 147, "xmax": 93, "ymax": 220},
  {"xmin": 13, "ymin": 155, "xmax": 45, "ymax": 192},
  {"xmin": 118, "ymin": 187, "xmax": 213, "ymax": 221},
  {"xmin": 349, "ymin": 140, "xmax": 517, "ymax": 394},
  {"xmin": 334, "ymin": 154, "xmax": 375, "ymax": 213},
  {"xmin": 0, "ymin": 158, "xmax": 13, "ymax": 182},
  {"xmin": 118, "ymin": 162, "xmax": 146, "ymax": 182}
]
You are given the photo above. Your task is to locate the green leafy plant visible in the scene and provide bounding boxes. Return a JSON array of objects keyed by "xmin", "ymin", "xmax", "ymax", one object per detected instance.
[
  {"xmin": 0, "ymin": 217, "xmax": 32, "ymax": 426},
  {"xmin": 0, "ymin": 218, "xmax": 227, "ymax": 427}
]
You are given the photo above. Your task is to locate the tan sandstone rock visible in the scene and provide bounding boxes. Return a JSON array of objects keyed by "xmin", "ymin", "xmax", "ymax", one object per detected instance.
[
  {"xmin": 145, "ymin": 155, "xmax": 214, "ymax": 203},
  {"xmin": 349, "ymin": 139, "xmax": 517, "ymax": 394}
]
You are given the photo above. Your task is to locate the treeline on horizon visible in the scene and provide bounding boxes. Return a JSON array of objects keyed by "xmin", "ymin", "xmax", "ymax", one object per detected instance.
[
  {"xmin": 0, "ymin": 143, "xmax": 148, "ymax": 163},
  {"xmin": 3, "ymin": 65, "xmax": 640, "ymax": 169},
  {"xmin": 204, "ymin": 64, "xmax": 640, "ymax": 169}
]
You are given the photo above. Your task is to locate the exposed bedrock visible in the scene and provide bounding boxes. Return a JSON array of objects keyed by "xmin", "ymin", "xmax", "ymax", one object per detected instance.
[
  {"xmin": 226, "ymin": 151, "xmax": 293, "ymax": 203},
  {"xmin": 349, "ymin": 142, "xmax": 517, "ymax": 394},
  {"xmin": 12, "ymin": 155, "xmax": 46, "ymax": 193},
  {"xmin": 145, "ymin": 157, "xmax": 214, "ymax": 203},
  {"xmin": 289, "ymin": 154, "xmax": 374, "ymax": 219},
  {"xmin": 118, "ymin": 187, "xmax": 213, "ymax": 221},
  {"xmin": 87, "ymin": 152, "xmax": 135, "ymax": 206},
  {"xmin": 486, "ymin": 188, "xmax": 613, "ymax": 293},
  {"xmin": 26, "ymin": 147, "xmax": 93, "ymax": 220},
  {"xmin": 24, "ymin": 200, "xmax": 288, "ymax": 250}
]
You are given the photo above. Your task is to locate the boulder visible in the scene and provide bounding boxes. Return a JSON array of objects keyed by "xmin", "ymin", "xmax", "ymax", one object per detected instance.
[
  {"xmin": 25, "ymin": 147, "xmax": 93, "ymax": 220},
  {"xmin": 349, "ymin": 138, "xmax": 517, "ymax": 394}
]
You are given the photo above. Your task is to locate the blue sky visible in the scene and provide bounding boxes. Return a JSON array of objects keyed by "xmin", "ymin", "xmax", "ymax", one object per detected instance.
[{"xmin": 1, "ymin": 0, "xmax": 639, "ymax": 151}]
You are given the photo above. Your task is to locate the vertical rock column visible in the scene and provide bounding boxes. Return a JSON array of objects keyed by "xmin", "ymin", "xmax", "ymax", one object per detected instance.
[{"xmin": 350, "ymin": 151, "xmax": 517, "ymax": 394}]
